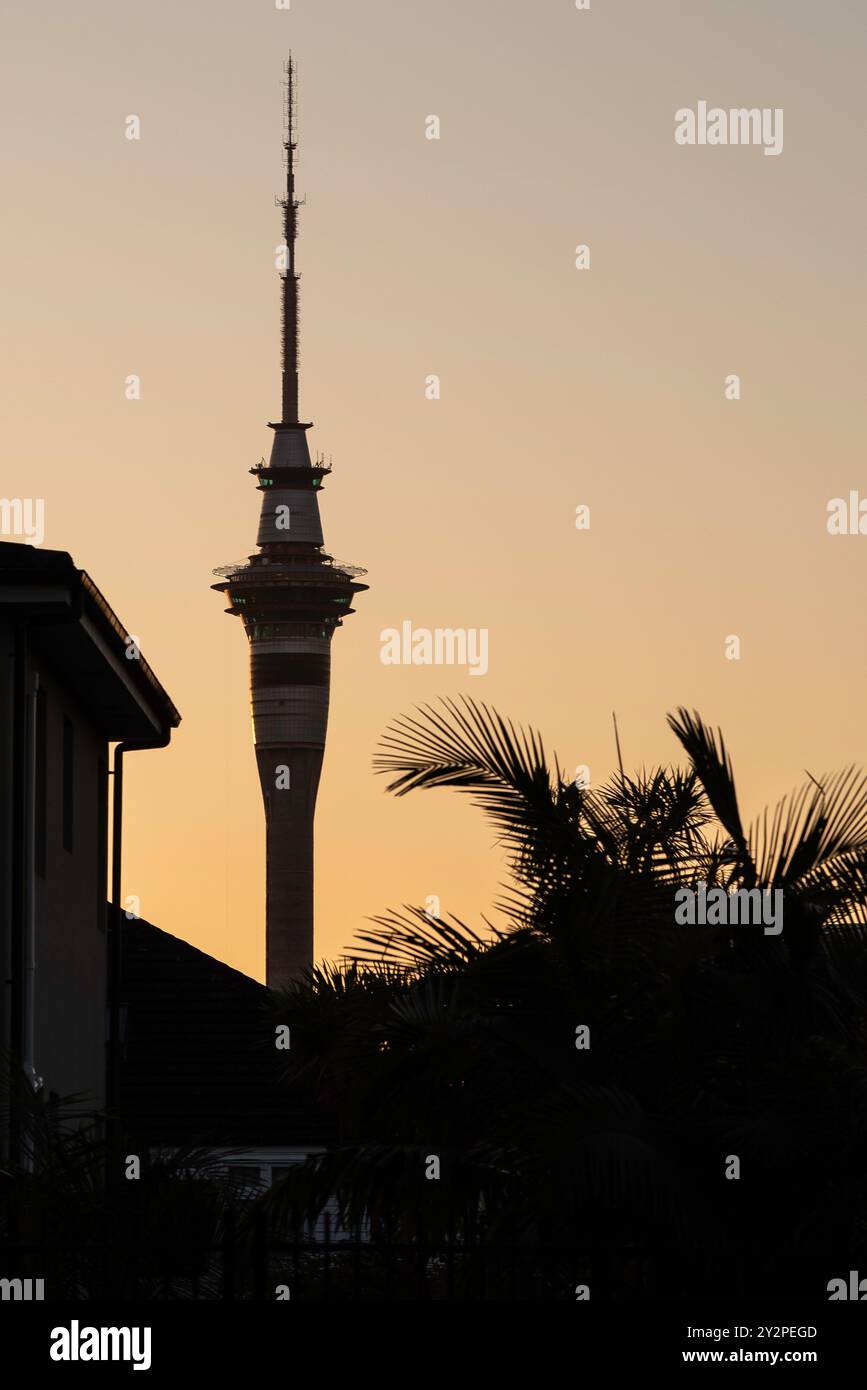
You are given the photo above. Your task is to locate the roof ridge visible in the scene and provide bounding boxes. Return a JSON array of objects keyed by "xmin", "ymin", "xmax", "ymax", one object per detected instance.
[{"xmin": 123, "ymin": 917, "xmax": 266, "ymax": 992}]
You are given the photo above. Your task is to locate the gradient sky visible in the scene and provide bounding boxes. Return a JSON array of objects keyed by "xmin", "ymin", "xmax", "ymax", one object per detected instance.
[{"xmin": 3, "ymin": 0, "xmax": 865, "ymax": 978}]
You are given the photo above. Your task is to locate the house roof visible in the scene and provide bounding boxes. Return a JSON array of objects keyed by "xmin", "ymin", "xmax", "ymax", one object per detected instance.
[
  {"xmin": 119, "ymin": 918, "xmax": 332, "ymax": 1148},
  {"xmin": 0, "ymin": 541, "xmax": 180, "ymax": 739}
]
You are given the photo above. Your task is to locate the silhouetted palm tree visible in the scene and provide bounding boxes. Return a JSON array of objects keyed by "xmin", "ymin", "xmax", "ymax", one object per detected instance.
[{"xmin": 267, "ymin": 699, "xmax": 867, "ymax": 1298}]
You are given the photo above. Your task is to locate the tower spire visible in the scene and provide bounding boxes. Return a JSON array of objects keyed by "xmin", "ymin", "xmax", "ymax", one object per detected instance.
[{"xmin": 281, "ymin": 55, "xmax": 301, "ymax": 424}]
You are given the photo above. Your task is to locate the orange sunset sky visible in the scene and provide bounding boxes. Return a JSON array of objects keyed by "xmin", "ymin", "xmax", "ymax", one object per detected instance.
[{"xmin": 3, "ymin": 0, "xmax": 865, "ymax": 978}]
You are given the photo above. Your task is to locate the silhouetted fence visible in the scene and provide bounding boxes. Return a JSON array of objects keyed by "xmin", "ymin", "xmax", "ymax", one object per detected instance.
[
  {"xmin": 1, "ymin": 1211, "xmax": 602, "ymax": 1300},
  {"xmin": 5, "ymin": 1214, "xmax": 830, "ymax": 1300}
]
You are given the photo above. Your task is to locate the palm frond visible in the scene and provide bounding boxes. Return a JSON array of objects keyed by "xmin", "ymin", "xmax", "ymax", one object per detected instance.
[
  {"xmin": 749, "ymin": 767, "xmax": 867, "ymax": 887},
  {"xmin": 350, "ymin": 907, "xmax": 497, "ymax": 970},
  {"xmin": 374, "ymin": 697, "xmax": 565, "ymax": 863},
  {"xmin": 667, "ymin": 708, "xmax": 753, "ymax": 880}
]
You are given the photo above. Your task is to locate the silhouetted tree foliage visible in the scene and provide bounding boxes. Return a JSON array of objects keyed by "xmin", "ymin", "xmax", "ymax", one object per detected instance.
[
  {"xmin": 0, "ymin": 1069, "xmax": 246, "ymax": 1297},
  {"xmin": 267, "ymin": 698, "xmax": 867, "ymax": 1298}
]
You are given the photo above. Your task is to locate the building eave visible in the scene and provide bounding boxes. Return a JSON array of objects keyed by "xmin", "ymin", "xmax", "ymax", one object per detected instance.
[{"xmin": 0, "ymin": 542, "xmax": 180, "ymax": 740}]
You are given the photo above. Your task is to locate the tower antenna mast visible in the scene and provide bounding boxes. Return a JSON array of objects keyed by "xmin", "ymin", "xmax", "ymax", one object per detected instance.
[{"xmin": 280, "ymin": 56, "xmax": 302, "ymax": 424}]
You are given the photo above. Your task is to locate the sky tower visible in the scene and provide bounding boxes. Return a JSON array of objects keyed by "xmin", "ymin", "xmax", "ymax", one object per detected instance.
[{"xmin": 213, "ymin": 58, "xmax": 367, "ymax": 986}]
